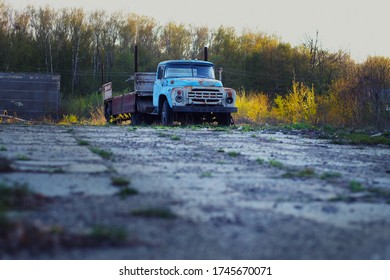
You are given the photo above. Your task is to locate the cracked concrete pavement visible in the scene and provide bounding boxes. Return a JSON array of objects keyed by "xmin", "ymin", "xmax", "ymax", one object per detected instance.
[{"xmin": 1, "ymin": 124, "xmax": 390, "ymax": 259}]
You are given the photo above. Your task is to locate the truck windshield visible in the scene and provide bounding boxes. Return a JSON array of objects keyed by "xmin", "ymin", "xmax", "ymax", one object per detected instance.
[{"xmin": 165, "ymin": 64, "xmax": 215, "ymax": 79}]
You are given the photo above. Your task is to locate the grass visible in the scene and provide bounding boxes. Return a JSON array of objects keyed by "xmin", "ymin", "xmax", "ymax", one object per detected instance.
[
  {"xmin": 283, "ymin": 123, "xmax": 316, "ymax": 130},
  {"xmin": 268, "ymin": 159, "xmax": 284, "ymax": 169},
  {"xmin": 256, "ymin": 158, "xmax": 265, "ymax": 165},
  {"xmin": 78, "ymin": 139, "xmax": 90, "ymax": 146},
  {"xmin": 111, "ymin": 177, "xmax": 130, "ymax": 187},
  {"xmin": 170, "ymin": 135, "xmax": 181, "ymax": 141},
  {"xmin": 17, "ymin": 154, "xmax": 31, "ymax": 161},
  {"xmin": 0, "ymin": 146, "xmax": 6, "ymax": 151},
  {"xmin": 157, "ymin": 132, "xmax": 169, "ymax": 138},
  {"xmin": 200, "ymin": 171, "xmax": 213, "ymax": 178},
  {"xmin": 118, "ymin": 187, "xmax": 138, "ymax": 198},
  {"xmin": 283, "ymin": 168, "xmax": 316, "ymax": 178},
  {"xmin": 331, "ymin": 132, "xmax": 390, "ymax": 146},
  {"xmin": 0, "ymin": 182, "xmax": 31, "ymax": 211},
  {"xmin": 89, "ymin": 147, "xmax": 113, "ymax": 160},
  {"xmin": 320, "ymin": 171, "xmax": 342, "ymax": 180},
  {"xmin": 131, "ymin": 208, "xmax": 177, "ymax": 219},
  {"xmin": 217, "ymin": 148, "xmax": 225, "ymax": 153},
  {"xmin": 227, "ymin": 151, "xmax": 241, "ymax": 157},
  {"xmin": 349, "ymin": 180, "xmax": 365, "ymax": 193}
]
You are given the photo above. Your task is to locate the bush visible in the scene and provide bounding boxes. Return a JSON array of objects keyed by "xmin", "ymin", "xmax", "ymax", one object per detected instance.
[
  {"xmin": 235, "ymin": 91, "xmax": 271, "ymax": 124},
  {"xmin": 272, "ymin": 82, "xmax": 317, "ymax": 125}
]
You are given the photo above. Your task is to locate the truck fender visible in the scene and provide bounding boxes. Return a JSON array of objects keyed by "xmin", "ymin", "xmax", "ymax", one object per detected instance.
[{"xmin": 157, "ymin": 94, "xmax": 172, "ymax": 115}]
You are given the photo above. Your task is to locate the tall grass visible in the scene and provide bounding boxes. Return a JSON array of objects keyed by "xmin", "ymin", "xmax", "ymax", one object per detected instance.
[{"xmin": 60, "ymin": 92, "xmax": 106, "ymax": 125}]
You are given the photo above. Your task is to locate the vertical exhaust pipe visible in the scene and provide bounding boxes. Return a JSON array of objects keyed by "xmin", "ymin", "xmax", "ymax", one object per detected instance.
[
  {"xmin": 134, "ymin": 45, "xmax": 138, "ymax": 73},
  {"xmin": 204, "ymin": 47, "xmax": 208, "ymax": 61}
]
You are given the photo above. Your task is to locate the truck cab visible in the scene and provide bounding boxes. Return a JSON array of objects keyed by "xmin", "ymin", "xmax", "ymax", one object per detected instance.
[{"xmin": 153, "ymin": 60, "xmax": 237, "ymax": 125}]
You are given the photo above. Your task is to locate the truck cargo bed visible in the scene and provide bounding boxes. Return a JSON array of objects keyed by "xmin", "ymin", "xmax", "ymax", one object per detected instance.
[{"xmin": 112, "ymin": 92, "xmax": 136, "ymax": 115}]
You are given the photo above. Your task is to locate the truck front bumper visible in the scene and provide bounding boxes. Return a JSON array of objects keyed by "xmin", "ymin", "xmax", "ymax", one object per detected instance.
[{"xmin": 172, "ymin": 106, "xmax": 238, "ymax": 113}]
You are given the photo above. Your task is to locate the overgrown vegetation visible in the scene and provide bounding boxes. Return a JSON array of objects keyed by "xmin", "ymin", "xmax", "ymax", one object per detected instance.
[{"xmin": 0, "ymin": 182, "xmax": 31, "ymax": 211}]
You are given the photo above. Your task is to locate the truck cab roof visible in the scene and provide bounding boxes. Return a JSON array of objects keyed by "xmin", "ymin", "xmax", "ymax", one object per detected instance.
[{"xmin": 158, "ymin": 60, "xmax": 214, "ymax": 67}]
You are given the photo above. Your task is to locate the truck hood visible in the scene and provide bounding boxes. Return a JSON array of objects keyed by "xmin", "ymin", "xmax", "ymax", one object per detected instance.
[{"xmin": 167, "ymin": 78, "xmax": 223, "ymax": 87}]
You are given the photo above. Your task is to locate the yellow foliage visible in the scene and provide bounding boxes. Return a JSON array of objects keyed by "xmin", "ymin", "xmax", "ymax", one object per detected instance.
[
  {"xmin": 271, "ymin": 82, "xmax": 318, "ymax": 125},
  {"xmin": 235, "ymin": 91, "xmax": 270, "ymax": 123},
  {"xmin": 59, "ymin": 114, "xmax": 78, "ymax": 125},
  {"xmin": 319, "ymin": 78, "xmax": 360, "ymax": 127},
  {"xmin": 85, "ymin": 106, "xmax": 106, "ymax": 126}
]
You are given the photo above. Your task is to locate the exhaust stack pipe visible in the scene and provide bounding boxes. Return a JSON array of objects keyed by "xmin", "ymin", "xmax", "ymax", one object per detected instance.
[
  {"xmin": 204, "ymin": 47, "xmax": 208, "ymax": 61},
  {"xmin": 134, "ymin": 45, "xmax": 138, "ymax": 73}
]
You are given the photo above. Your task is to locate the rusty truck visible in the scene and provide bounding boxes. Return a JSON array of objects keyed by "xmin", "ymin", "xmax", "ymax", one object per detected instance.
[{"xmin": 103, "ymin": 47, "xmax": 237, "ymax": 126}]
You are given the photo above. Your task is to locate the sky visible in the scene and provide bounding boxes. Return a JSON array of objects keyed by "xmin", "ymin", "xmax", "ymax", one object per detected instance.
[{"xmin": 6, "ymin": 0, "xmax": 390, "ymax": 62}]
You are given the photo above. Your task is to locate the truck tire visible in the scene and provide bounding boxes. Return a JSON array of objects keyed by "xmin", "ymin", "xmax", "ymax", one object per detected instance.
[
  {"xmin": 131, "ymin": 112, "xmax": 141, "ymax": 126},
  {"xmin": 104, "ymin": 102, "xmax": 112, "ymax": 123},
  {"xmin": 217, "ymin": 113, "xmax": 232, "ymax": 126},
  {"xmin": 161, "ymin": 100, "xmax": 174, "ymax": 126}
]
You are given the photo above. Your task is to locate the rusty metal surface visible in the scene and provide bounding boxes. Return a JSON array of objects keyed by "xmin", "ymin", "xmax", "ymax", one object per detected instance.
[
  {"xmin": 0, "ymin": 73, "xmax": 60, "ymax": 120},
  {"xmin": 112, "ymin": 93, "xmax": 136, "ymax": 115}
]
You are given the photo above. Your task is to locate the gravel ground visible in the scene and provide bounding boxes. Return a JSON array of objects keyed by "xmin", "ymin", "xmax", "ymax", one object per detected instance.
[{"xmin": 1, "ymin": 124, "xmax": 390, "ymax": 259}]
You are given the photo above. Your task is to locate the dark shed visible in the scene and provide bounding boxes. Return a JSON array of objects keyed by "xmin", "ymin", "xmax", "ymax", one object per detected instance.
[{"xmin": 0, "ymin": 73, "xmax": 60, "ymax": 120}]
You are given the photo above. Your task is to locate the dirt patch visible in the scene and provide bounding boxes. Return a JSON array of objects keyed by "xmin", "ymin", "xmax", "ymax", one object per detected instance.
[{"xmin": 1, "ymin": 124, "xmax": 390, "ymax": 259}]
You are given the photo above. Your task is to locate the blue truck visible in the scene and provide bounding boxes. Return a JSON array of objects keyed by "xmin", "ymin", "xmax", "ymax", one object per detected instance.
[{"xmin": 103, "ymin": 49, "xmax": 237, "ymax": 126}]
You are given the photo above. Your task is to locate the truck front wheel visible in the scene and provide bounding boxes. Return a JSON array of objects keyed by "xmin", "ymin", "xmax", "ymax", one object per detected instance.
[{"xmin": 161, "ymin": 100, "xmax": 174, "ymax": 126}]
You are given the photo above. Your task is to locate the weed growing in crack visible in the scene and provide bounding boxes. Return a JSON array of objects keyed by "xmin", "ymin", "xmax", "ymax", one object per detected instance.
[
  {"xmin": 320, "ymin": 171, "xmax": 342, "ymax": 180},
  {"xmin": 89, "ymin": 147, "xmax": 113, "ymax": 159},
  {"xmin": 170, "ymin": 135, "xmax": 181, "ymax": 141},
  {"xmin": 283, "ymin": 168, "xmax": 316, "ymax": 178},
  {"xmin": 227, "ymin": 151, "xmax": 241, "ymax": 157},
  {"xmin": 78, "ymin": 140, "xmax": 90, "ymax": 146},
  {"xmin": 157, "ymin": 132, "xmax": 169, "ymax": 138},
  {"xmin": 269, "ymin": 159, "xmax": 284, "ymax": 169},
  {"xmin": 200, "ymin": 171, "xmax": 213, "ymax": 178},
  {"xmin": 118, "ymin": 187, "xmax": 138, "ymax": 198},
  {"xmin": 349, "ymin": 181, "xmax": 364, "ymax": 192},
  {"xmin": 17, "ymin": 154, "xmax": 31, "ymax": 161},
  {"xmin": 111, "ymin": 177, "xmax": 130, "ymax": 187},
  {"xmin": 256, "ymin": 158, "xmax": 265, "ymax": 165}
]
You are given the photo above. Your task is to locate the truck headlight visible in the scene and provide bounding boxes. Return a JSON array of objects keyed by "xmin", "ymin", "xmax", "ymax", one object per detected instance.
[
  {"xmin": 174, "ymin": 89, "xmax": 184, "ymax": 103},
  {"xmin": 225, "ymin": 89, "xmax": 235, "ymax": 105},
  {"xmin": 175, "ymin": 95, "xmax": 183, "ymax": 103}
]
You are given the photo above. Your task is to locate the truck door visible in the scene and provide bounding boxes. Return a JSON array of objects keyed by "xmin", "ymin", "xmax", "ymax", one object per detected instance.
[{"xmin": 153, "ymin": 65, "xmax": 165, "ymax": 108}]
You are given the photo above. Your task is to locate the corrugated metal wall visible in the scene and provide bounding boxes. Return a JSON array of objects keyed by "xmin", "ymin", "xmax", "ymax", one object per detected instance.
[{"xmin": 0, "ymin": 73, "xmax": 60, "ymax": 120}]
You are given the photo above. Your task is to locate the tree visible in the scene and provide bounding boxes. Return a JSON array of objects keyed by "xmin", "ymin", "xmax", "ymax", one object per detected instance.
[
  {"xmin": 359, "ymin": 56, "xmax": 390, "ymax": 129},
  {"xmin": 160, "ymin": 22, "xmax": 191, "ymax": 60}
]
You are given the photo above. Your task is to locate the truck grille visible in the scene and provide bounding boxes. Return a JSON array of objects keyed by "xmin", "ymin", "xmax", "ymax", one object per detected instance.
[{"xmin": 188, "ymin": 88, "xmax": 223, "ymax": 104}]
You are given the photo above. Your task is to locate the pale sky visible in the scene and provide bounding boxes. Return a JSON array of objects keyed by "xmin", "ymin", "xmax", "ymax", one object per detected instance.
[{"xmin": 6, "ymin": 0, "xmax": 390, "ymax": 62}]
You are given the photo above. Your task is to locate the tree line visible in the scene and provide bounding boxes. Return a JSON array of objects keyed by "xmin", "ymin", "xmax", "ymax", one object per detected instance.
[{"xmin": 0, "ymin": 1, "xmax": 389, "ymax": 128}]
